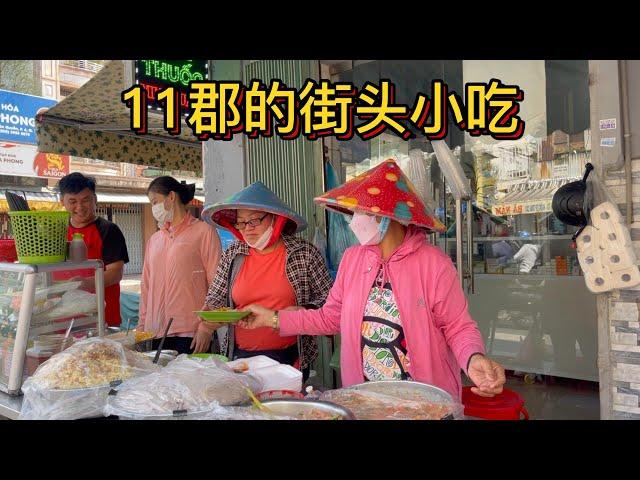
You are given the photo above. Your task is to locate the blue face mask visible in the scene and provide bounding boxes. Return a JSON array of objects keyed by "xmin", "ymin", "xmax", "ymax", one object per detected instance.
[
  {"xmin": 349, "ymin": 212, "xmax": 391, "ymax": 245},
  {"xmin": 378, "ymin": 216, "xmax": 391, "ymax": 241}
]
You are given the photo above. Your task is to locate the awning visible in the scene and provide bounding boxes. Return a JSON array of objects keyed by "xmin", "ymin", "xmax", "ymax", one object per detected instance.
[
  {"xmin": 96, "ymin": 192, "xmax": 149, "ymax": 204},
  {"xmin": 35, "ymin": 60, "xmax": 202, "ymax": 173}
]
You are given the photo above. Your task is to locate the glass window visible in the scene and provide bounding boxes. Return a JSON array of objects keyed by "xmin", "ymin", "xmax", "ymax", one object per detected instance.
[{"xmin": 325, "ymin": 60, "xmax": 597, "ymax": 382}]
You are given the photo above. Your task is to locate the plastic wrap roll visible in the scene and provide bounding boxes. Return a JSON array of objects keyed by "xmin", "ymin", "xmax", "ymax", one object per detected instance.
[
  {"xmin": 431, "ymin": 140, "xmax": 471, "ymax": 199},
  {"xmin": 591, "ymin": 201, "xmax": 624, "ymax": 228}
]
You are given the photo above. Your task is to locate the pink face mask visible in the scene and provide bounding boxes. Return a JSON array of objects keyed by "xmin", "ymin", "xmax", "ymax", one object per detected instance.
[{"xmin": 349, "ymin": 211, "xmax": 390, "ymax": 245}]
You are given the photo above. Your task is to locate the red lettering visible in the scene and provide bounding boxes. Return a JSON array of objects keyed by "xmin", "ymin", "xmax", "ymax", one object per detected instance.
[{"xmin": 140, "ymin": 82, "xmax": 160, "ymax": 101}]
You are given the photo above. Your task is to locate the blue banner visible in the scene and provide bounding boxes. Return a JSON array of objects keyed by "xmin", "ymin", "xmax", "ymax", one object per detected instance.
[{"xmin": 0, "ymin": 89, "xmax": 57, "ymax": 145}]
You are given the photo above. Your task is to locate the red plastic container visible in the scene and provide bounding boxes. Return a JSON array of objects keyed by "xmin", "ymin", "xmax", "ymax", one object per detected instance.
[
  {"xmin": 462, "ymin": 387, "xmax": 529, "ymax": 420},
  {"xmin": 0, "ymin": 239, "xmax": 17, "ymax": 263}
]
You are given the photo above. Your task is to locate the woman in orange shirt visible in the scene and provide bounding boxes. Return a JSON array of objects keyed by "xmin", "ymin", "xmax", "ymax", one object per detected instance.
[
  {"xmin": 139, "ymin": 176, "xmax": 222, "ymax": 354},
  {"xmin": 193, "ymin": 181, "xmax": 332, "ymax": 379}
]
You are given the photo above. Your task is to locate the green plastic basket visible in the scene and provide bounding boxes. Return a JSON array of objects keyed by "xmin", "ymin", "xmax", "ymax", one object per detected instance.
[{"xmin": 8, "ymin": 211, "xmax": 70, "ymax": 264}]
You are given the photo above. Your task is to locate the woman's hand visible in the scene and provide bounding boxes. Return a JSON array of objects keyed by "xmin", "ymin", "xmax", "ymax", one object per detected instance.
[
  {"xmin": 238, "ymin": 304, "xmax": 275, "ymax": 329},
  {"xmin": 467, "ymin": 354, "xmax": 506, "ymax": 397},
  {"xmin": 190, "ymin": 322, "xmax": 218, "ymax": 353}
]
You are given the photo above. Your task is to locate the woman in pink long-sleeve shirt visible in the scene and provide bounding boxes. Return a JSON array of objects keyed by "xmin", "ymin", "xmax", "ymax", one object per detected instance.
[
  {"xmin": 241, "ymin": 160, "xmax": 506, "ymax": 400},
  {"xmin": 139, "ymin": 176, "xmax": 221, "ymax": 354}
]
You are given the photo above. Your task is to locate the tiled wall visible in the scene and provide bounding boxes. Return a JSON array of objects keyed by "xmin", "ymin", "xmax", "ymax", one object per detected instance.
[{"xmin": 604, "ymin": 160, "xmax": 640, "ymax": 419}]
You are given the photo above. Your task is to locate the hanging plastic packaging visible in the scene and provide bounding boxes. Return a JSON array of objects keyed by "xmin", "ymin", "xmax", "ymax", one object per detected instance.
[
  {"xmin": 313, "ymin": 227, "xmax": 329, "ymax": 266},
  {"xmin": 325, "ymin": 162, "xmax": 358, "ymax": 270},
  {"xmin": 431, "ymin": 140, "xmax": 472, "ymax": 199},
  {"xmin": 400, "ymin": 149, "xmax": 437, "ymax": 214}
]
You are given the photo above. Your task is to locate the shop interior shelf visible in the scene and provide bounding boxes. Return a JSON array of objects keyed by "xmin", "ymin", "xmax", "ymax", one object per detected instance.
[{"xmin": 443, "ymin": 235, "xmax": 574, "ymax": 242}]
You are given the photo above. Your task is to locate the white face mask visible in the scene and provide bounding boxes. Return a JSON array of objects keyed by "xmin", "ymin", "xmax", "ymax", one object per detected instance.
[
  {"xmin": 152, "ymin": 200, "xmax": 174, "ymax": 225},
  {"xmin": 349, "ymin": 211, "xmax": 390, "ymax": 246},
  {"xmin": 245, "ymin": 217, "xmax": 274, "ymax": 251}
]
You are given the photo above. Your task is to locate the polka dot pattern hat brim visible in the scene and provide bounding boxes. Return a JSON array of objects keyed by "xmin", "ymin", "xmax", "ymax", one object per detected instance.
[{"xmin": 314, "ymin": 159, "xmax": 446, "ymax": 233}]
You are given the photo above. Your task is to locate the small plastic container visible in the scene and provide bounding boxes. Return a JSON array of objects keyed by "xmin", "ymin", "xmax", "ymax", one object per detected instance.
[
  {"xmin": 0, "ymin": 238, "xmax": 18, "ymax": 263},
  {"xmin": 25, "ymin": 346, "xmax": 55, "ymax": 376},
  {"xmin": 252, "ymin": 364, "xmax": 303, "ymax": 393},
  {"xmin": 68, "ymin": 233, "xmax": 88, "ymax": 262},
  {"xmin": 227, "ymin": 355, "xmax": 279, "ymax": 372},
  {"xmin": 461, "ymin": 386, "xmax": 529, "ymax": 420},
  {"xmin": 142, "ymin": 350, "xmax": 179, "ymax": 366}
]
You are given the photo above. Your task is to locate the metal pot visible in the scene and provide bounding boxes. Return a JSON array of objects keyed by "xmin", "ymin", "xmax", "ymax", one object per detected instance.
[
  {"xmin": 348, "ymin": 380, "xmax": 454, "ymax": 404},
  {"xmin": 260, "ymin": 399, "xmax": 355, "ymax": 420}
]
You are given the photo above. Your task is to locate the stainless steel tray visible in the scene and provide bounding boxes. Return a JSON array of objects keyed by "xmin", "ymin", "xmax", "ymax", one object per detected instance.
[
  {"xmin": 348, "ymin": 380, "xmax": 454, "ymax": 404},
  {"xmin": 260, "ymin": 399, "xmax": 355, "ymax": 420}
]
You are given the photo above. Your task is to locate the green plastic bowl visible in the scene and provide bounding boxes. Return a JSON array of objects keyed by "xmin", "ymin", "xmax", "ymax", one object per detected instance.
[
  {"xmin": 188, "ymin": 353, "xmax": 229, "ymax": 362},
  {"xmin": 194, "ymin": 310, "xmax": 250, "ymax": 323}
]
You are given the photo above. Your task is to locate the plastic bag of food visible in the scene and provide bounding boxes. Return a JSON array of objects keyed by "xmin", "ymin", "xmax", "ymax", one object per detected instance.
[
  {"xmin": 32, "ymin": 289, "xmax": 98, "ymax": 322},
  {"xmin": 19, "ymin": 337, "xmax": 160, "ymax": 420},
  {"xmin": 103, "ymin": 355, "xmax": 263, "ymax": 419},
  {"xmin": 319, "ymin": 388, "xmax": 463, "ymax": 420}
]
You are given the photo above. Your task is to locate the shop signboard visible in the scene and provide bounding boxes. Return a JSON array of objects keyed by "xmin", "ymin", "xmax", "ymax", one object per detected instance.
[
  {"xmin": 491, "ymin": 198, "xmax": 552, "ymax": 216},
  {"xmin": 33, "ymin": 151, "xmax": 70, "ymax": 178},
  {"xmin": 134, "ymin": 60, "xmax": 209, "ymax": 116},
  {"xmin": 0, "ymin": 90, "xmax": 57, "ymax": 145},
  {"xmin": 0, "ymin": 142, "xmax": 69, "ymax": 178},
  {"xmin": 552, "ymin": 161, "xmax": 569, "ymax": 178}
]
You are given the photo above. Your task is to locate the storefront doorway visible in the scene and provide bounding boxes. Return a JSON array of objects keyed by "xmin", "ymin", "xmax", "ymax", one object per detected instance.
[{"xmin": 324, "ymin": 60, "xmax": 598, "ymax": 411}]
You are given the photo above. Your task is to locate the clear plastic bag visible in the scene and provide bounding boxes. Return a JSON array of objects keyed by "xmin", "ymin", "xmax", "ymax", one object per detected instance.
[
  {"xmin": 19, "ymin": 337, "xmax": 159, "ymax": 420},
  {"xmin": 401, "ymin": 149, "xmax": 437, "ymax": 212},
  {"xmin": 431, "ymin": 140, "xmax": 472, "ymax": 199},
  {"xmin": 327, "ymin": 211, "xmax": 358, "ymax": 270},
  {"xmin": 319, "ymin": 388, "xmax": 464, "ymax": 420},
  {"xmin": 32, "ymin": 289, "xmax": 98, "ymax": 322},
  {"xmin": 103, "ymin": 354, "xmax": 263, "ymax": 419},
  {"xmin": 0, "ymin": 281, "xmax": 81, "ymax": 314},
  {"xmin": 188, "ymin": 405, "xmax": 294, "ymax": 420},
  {"xmin": 325, "ymin": 161, "xmax": 359, "ymax": 270},
  {"xmin": 313, "ymin": 227, "xmax": 329, "ymax": 266}
]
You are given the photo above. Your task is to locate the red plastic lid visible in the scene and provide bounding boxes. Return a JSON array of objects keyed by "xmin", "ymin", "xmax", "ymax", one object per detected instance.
[{"xmin": 462, "ymin": 387, "xmax": 528, "ymax": 420}]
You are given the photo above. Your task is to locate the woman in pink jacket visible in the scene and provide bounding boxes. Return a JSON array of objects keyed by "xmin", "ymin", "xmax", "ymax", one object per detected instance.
[
  {"xmin": 242, "ymin": 160, "xmax": 505, "ymax": 400},
  {"xmin": 139, "ymin": 176, "xmax": 222, "ymax": 354}
]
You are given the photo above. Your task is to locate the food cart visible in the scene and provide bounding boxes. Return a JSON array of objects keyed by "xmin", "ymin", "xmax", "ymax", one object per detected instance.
[{"xmin": 0, "ymin": 260, "xmax": 105, "ymax": 419}]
